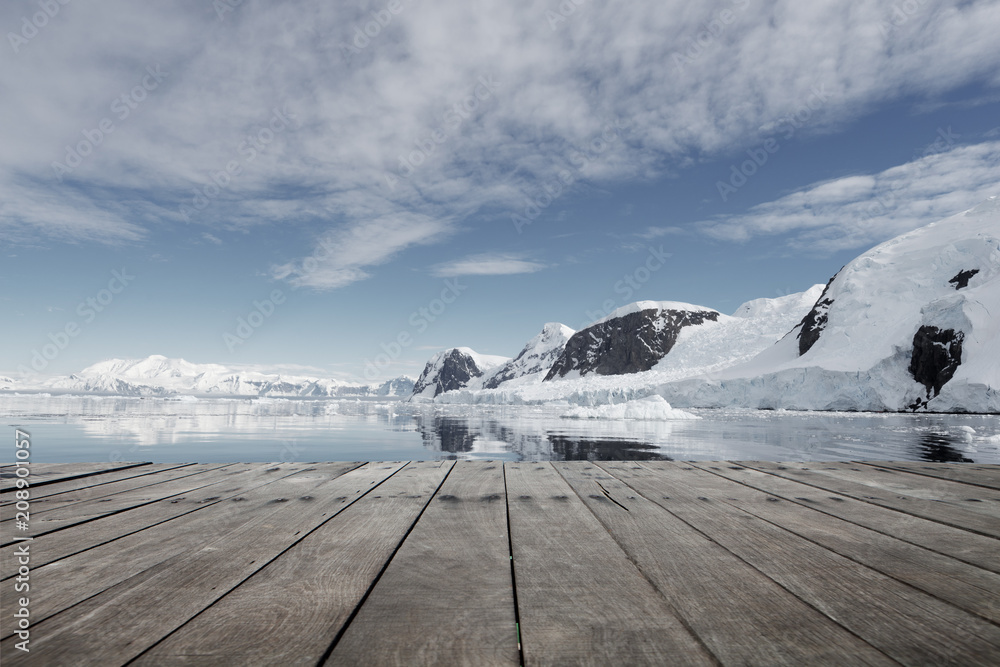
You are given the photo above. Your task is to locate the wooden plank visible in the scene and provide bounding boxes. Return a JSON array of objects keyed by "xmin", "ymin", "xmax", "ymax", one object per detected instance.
[
  {"xmin": 0, "ymin": 464, "xmax": 228, "ymax": 521},
  {"xmin": 0, "ymin": 463, "xmax": 363, "ymax": 641},
  {"xmin": 685, "ymin": 462, "xmax": 1000, "ymax": 575},
  {"xmin": 676, "ymin": 462, "xmax": 1000, "ymax": 625},
  {"xmin": 504, "ymin": 462, "xmax": 714, "ymax": 667},
  {"xmin": 619, "ymin": 461, "xmax": 1000, "ymax": 665},
  {"xmin": 131, "ymin": 461, "xmax": 453, "ymax": 667},
  {"xmin": 0, "ymin": 464, "xmax": 253, "ymax": 543},
  {"xmin": 0, "ymin": 461, "xmax": 151, "ymax": 491},
  {"xmin": 558, "ymin": 462, "xmax": 894, "ymax": 666},
  {"xmin": 860, "ymin": 461, "xmax": 1000, "ymax": 491},
  {"xmin": 740, "ymin": 461, "xmax": 1000, "ymax": 539},
  {"xmin": 784, "ymin": 461, "xmax": 1000, "ymax": 519},
  {"xmin": 325, "ymin": 460, "xmax": 519, "ymax": 666},
  {"xmin": 0, "ymin": 462, "xmax": 199, "ymax": 506},
  {"xmin": 0, "ymin": 462, "xmax": 407, "ymax": 666},
  {"xmin": 0, "ymin": 463, "xmax": 342, "ymax": 583}
]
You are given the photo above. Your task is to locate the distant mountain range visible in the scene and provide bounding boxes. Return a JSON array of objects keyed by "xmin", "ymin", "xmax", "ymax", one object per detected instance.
[
  {"xmin": 4, "ymin": 355, "xmax": 414, "ymax": 398},
  {"xmin": 6, "ymin": 198, "xmax": 996, "ymax": 413},
  {"xmin": 415, "ymin": 197, "xmax": 999, "ymax": 413}
]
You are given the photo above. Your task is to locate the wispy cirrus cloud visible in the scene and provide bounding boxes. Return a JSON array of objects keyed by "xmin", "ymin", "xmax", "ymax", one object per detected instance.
[
  {"xmin": 430, "ymin": 253, "xmax": 547, "ymax": 278},
  {"xmin": 2, "ymin": 0, "xmax": 1000, "ymax": 284},
  {"xmin": 698, "ymin": 141, "xmax": 1000, "ymax": 252}
]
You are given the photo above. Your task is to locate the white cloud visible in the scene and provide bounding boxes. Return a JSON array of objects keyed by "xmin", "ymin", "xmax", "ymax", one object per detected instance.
[
  {"xmin": 698, "ymin": 141, "xmax": 1000, "ymax": 252},
  {"xmin": 430, "ymin": 253, "xmax": 547, "ymax": 278},
  {"xmin": 2, "ymin": 0, "xmax": 1000, "ymax": 279},
  {"xmin": 271, "ymin": 214, "xmax": 452, "ymax": 289}
]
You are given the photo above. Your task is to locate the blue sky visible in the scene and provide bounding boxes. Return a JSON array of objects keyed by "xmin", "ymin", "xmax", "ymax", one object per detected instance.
[{"xmin": 2, "ymin": 0, "xmax": 999, "ymax": 382}]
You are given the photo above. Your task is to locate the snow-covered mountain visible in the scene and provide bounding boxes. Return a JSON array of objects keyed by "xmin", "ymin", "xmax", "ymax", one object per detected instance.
[
  {"xmin": 546, "ymin": 302, "xmax": 721, "ymax": 379},
  {"xmin": 483, "ymin": 323, "xmax": 575, "ymax": 389},
  {"xmin": 13, "ymin": 355, "xmax": 414, "ymax": 398},
  {"xmin": 660, "ymin": 196, "xmax": 1000, "ymax": 412},
  {"xmin": 434, "ymin": 286, "xmax": 824, "ymax": 405},
  {"xmin": 410, "ymin": 348, "xmax": 509, "ymax": 399}
]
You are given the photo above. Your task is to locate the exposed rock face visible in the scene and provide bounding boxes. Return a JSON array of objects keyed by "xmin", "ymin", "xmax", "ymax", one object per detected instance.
[
  {"xmin": 484, "ymin": 323, "xmax": 574, "ymax": 389},
  {"xmin": 909, "ymin": 326, "xmax": 965, "ymax": 398},
  {"xmin": 545, "ymin": 308, "xmax": 720, "ymax": 380},
  {"xmin": 412, "ymin": 349, "xmax": 487, "ymax": 398},
  {"xmin": 796, "ymin": 272, "xmax": 838, "ymax": 356},
  {"xmin": 949, "ymin": 269, "xmax": 980, "ymax": 290}
]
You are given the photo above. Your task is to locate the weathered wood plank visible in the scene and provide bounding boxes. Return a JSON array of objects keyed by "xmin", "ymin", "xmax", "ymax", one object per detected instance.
[
  {"xmin": 559, "ymin": 462, "xmax": 893, "ymax": 666},
  {"xmin": 0, "ymin": 463, "xmax": 395, "ymax": 658},
  {"xmin": 325, "ymin": 460, "xmax": 519, "ymax": 666},
  {"xmin": 0, "ymin": 463, "xmax": 228, "ymax": 521},
  {"xmin": 688, "ymin": 461, "xmax": 1000, "ymax": 574},
  {"xmin": 0, "ymin": 463, "xmax": 342, "ymax": 583},
  {"xmin": 0, "ymin": 461, "xmax": 151, "ymax": 491},
  {"xmin": 860, "ymin": 461, "xmax": 1000, "ymax": 491},
  {"xmin": 740, "ymin": 460, "xmax": 1000, "ymax": 539},
  {"xmin": 131, "ymin": 461, "xmax": 452, "ymax": 667},
  {"xmin": 622, "ymin": 461, "xmax": 1000, "ymax": 665},
  {"xmin": 677, "ymin": 462, "xmax": 1000, "ymax": 625},
  {"xmin": 504, "ymin": 462, "xmax": 714, "ymax": 667},
  {"xmin": 0, "ymin": 463, "xmax": 360, "ymax": 639},
  {"xmin": 787, "ymin": 461, "xmax": 1000, "ymax": 518},
  {"xmin": 0, "ymin": 463, "xmax": 197, "ymax": 506},
  {"xmin": 0, "ymin": 464, "xmax": 254, "ymax": 543}
]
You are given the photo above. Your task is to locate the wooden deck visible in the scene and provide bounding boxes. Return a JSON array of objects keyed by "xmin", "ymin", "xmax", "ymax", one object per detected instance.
[{"xmin": 2, "ymin": 460, "xmax": 999, "ymax": 666}]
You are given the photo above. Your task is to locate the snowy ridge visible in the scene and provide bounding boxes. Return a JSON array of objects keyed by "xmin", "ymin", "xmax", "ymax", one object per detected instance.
[
  {"xmin": 680, "ymin": 196, "xmax": 1000, "ymax": 412},
  {"xmin": 591, "ymin": 300, "xmax": 719, "ymax": 326},
  {"xmin": 436, "ymin": 286, "xmax": 822, "ymax": 405},
  {"xmin": 410, "ymin": 347, "xmax": 510, "ymax": 399},
  {"xmin": 483, "ymin": 323, "xmax": 575, "ymax": 389},
  {"xmin": 15, "ymin": 355, "xmax": 414, "ymax": 398}
]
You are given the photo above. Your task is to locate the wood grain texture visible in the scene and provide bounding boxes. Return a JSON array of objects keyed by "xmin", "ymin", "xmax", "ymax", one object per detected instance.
[
  {"xmin": 0, "ymin": 463, "xmax": 360, "ymax": 640},
  {"xmin": 132, "ymin": 461, "xmax": 451, "ymax": 667},
  {"xmin": 0, "ymin": 463, "xmax": 197, "ymax": 506},
  {"xmin": 785, "ymin": 461, "xmax": 1000, "ymax": 519},
  {"xmin": 691, "ymin": 461, "xmax": 1000, "ymax": 574},
  {"xmin": 0, "ymin": 463, "xmax": 402, "ymax": 665},
  {"xmin": 680, "ymin": 462, "xmax": 1000, "ymax": 625},
  {"xmin": 627, "ymin": 461, "xmax": 1000, "ymax": 666},
  {"xmin": 2, "ymin": 461, "xmax": 998, "ymax": 666},
  {"xmin": 740, "ymin": 460, "xmax": 1000, "ymax": 539},
  {"xmin": 0, "ymin": 463, "xmax": 325, "ymax": 580},
  {"xmin": 326, "ymin": 460, "xmax": 519, "ymax": 667},
  {"xmin": 505, "ymin": 462, "xmax": 714, "ymax": 667},
  {"xmin": 561, "ymin": 462, "xmax": 894, "ymax": 666},
  {"xmin": 0, "ymin": 464, "xmax": 252, "ymax": 543},
  {"xmin": 0, "ymin": 461, "xmax": 151, "ymax": 492},
  {"xmin": 0, "ymin": 463, "xmax": 229, "ymax": 521},
  {"xmin": 859, "ymin": 461, "xmax": 1000, "ymax": 490}
]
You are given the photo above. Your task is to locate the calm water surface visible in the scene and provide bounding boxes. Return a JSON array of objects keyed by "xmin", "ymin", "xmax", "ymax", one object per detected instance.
[{"xmin": 2, "ymin": 395, "xmax": 999, "ymax": 464}]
